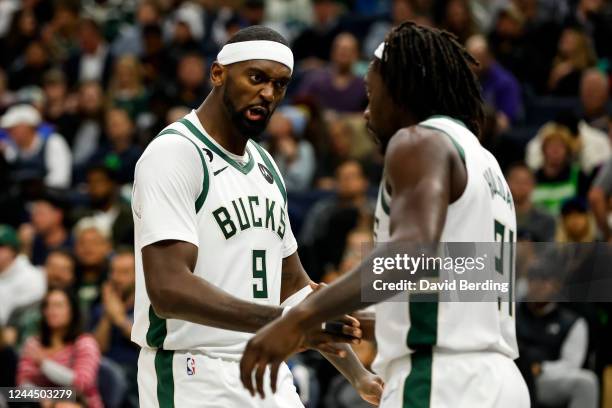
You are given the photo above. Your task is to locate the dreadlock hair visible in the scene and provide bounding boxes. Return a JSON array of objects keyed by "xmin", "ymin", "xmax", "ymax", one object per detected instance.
[{"xmin": 375, "ymin": 21, "xmax": 484, "ymax": 137}]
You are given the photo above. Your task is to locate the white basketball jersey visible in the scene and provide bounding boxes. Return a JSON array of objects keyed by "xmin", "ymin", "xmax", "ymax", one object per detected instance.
[
  {"xmin": 131, "ymin": 111, "xmax": 297, "ymax": 360},
  {"xmin": 372, "ymin": 116, "xmax": 519, "ymax": 382}
]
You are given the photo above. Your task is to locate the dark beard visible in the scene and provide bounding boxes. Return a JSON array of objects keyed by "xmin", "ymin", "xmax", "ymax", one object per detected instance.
[{"xmin": 222, "ymin": 86, "xmax": 270, "ymax": 141}]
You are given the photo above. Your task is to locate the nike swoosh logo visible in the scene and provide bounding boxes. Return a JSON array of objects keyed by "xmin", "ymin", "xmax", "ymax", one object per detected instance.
[{"xmin": 213, "ymin": 166, "xmax": 228, "ymax": 176}]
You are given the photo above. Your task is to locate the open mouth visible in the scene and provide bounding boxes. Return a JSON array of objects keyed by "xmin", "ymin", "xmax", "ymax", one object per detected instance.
[{"xmin": 245, "ymin": 106, "xmax": 269, "ymax": 122}]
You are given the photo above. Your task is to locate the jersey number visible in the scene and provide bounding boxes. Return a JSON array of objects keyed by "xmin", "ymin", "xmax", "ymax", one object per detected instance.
[
  {"xmin": 494, "ymin": 220, "xmax": 514, "ymax": 316},
  {"xmin": 252, "ymin": 250, "xmax": 268, "ymax": 299}
]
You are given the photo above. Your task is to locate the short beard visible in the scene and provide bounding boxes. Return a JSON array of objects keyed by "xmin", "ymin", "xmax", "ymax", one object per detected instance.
[{"xmin": 222, "ymin": 83, "xmax": 270, "ymax": 141}]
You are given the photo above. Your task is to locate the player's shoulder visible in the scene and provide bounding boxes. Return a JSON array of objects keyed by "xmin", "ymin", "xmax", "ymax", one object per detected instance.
[
  {"xmin": 387, "ymin": 124, "xmax": 453, "ymax": 162},
  {"xmin": 142, "ymin": 122, "xmax": 201, "ymax": 160}
]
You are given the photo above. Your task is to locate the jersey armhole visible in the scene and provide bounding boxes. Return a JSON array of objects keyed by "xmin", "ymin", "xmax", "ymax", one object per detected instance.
[{"xmin": 155, "ymin": 128, "xmax": 210, "ymax": 212}]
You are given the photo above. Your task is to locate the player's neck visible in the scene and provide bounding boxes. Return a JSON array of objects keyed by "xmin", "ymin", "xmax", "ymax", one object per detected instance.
[{"xmin": 197, "ymin": 97, "xmax": 249, "ymax": 156}]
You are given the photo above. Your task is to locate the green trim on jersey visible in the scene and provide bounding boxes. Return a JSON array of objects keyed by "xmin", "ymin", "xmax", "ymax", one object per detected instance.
[
  {"xmin": 179, "ymin": 118, "xmax": 255, "ymax": 175},
  {"xmin": 154, "ymin": 349, "xmax": 175, "ymax": 408},
  {"xmin": 407, "ymin": 299, "xmax": 438, "ymax": 347},
  {"xmin": 428, "ymin": 114, "xmax": 468, "ymax": 129},
  {"xmin": 379, "ymin": 183, "xmax": 390, "ymax": 215},
  {"xmin": 251, "ymin": 142, "xmax": 288, "ymax": 205},
  {"xmin": 156, "ymin": 128, "xmax": 210, "ymax": 212},
  {"xmin": 419, "ymin": 124, "xmax": 466, "ymax": 164},
  {"xmin": 146, "ymin": 306, "xmax": 167, "ymax": 348},
  {"xmin": 402, "ymin": 349, "xmax": 433, "ymax": 408}
]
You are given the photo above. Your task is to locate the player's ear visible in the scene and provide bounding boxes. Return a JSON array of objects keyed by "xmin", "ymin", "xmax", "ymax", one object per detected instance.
[{"xmin": 210, "ymin": 62, "xmax": 226, "ymax": 87}]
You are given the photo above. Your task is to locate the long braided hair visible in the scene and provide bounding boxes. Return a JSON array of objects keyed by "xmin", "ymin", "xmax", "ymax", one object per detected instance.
[{"xmin": 375, "ymin": 21, "xmax": 484, "ymax": 137}]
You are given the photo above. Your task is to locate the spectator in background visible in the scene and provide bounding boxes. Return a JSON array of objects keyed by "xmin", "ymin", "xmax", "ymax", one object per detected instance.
[
  {"xmin": 45, "ymin": 249, "xmax": 76, "ymax": 290},
  {"xmin": 0, "ymin": 327, "xmax": 18, "ymax": 395},
  {"xmin": 17, "ymin": 288, "xmax": 103, "ymax": 408},
  {"xmin": 466, "ymin": 34, "xmax": 522, "ymax": 130},
  {"xmin": 265, "ymin": 110, "xmax": 315, "ymax": 192},
  {"xmin": 298, "ymin": 32, "xmax": 367, "ymax": 113},
  {"xmin": 5, "ymin": 249, "xmax": 77, "ymax": 350},
  {"xmin": 71, "ymin": 81, "xmax": 105, "ymax": 172},
  {"xmin": 588, "ymin": 157, "xmax": 612, "ymax": 241},
  {"xmin": 91, "ymin": 249, "xmax": 138, "ymax": 406},
  {"xmin": 8, "ymin": 40, "xmax": 51, "ymax": 90},
  {"xmin": 0, "ymin": 69, "xmax": 16, "ymax": 113},
  {"xmin": 292, "ymin": 0, "xmax": 343, "ymax": 67},
  {"xmin": 434, "ymin": 0, "xmax": 477, "ymax": 44},
  {"xmin": 0, "ymin": 104, "xmax": 72, "ymax": 189},
  {"xmin": 28, "ymin": 192, "xmax": 73, "ymax": 266},
  {"xmin": 64, "ymin": 18, "xmax": 114, "ymax": 88},
  {"xmin": 41, "ymin": 69, "xmax": 77, "ymax": 144},
  {"xmin": 41, "ymin": 1, "xmax": 80, "ymax": 64},
  {"xmin": 111, "ymin": 0, "xmax": 162, "ymax": 58},
  {"xmin": 526, "ymin": 111, "xmax": 610, "ymax": 177},
  {"xmin": 108, "ymin": 55, "xmax": 149, "ymax": 122},
  {"xmin": 300, "ymin": 160, "xmax": 373, "ymax": 281},
  {"xmin": 140, "ymin": 23, "xmax": 169, "ymax": 86},
  {"xmin": 547, "ymin": 27, "xmax": 597, "ymax": 96},
  {"xmin": 0, "ymin": 8, "xmax": 40, "ymax": 69},
  {"xmin": 72, "ymin": 164, "xmax": 134, "ymax": 247},
  {"xmin": 532, "ymin": 123, "xmax": 590, "ymax": 216},
  {"xmin": 166, "ymin": 3, "xmax": 205, "ymax": 71},
  {"xmin": 517, "ymin": 265, "xmax": 598, "ymax": 408},
  {"xmin": 0, "ymin": 225, "xmax": 45, "ymax": 326},
  {"xmin": 507, "ymin": 162, "xmax": 556, "ymax": 242},
  {"xmin": 565, "ymin": 0, "xmax": 612, "ymax": 60},
  {"xmin": 580, "ymin": 68, "xmax": 609, "ymax": 133},
  {"xmin": 73, "ymin": 218, "xmax": 112, "ymax": 325},
  {"xmin": 363, "ymin": 0, "xmax": 417, "ymax": 56},
  {"xmin": 556, "ymin": 197, "xmax": 595, "ymax": 243},
  {"xmin": 157, "ymin": 53, "xmax": 209, "ymax": 111},
  {"xmin": 90, "ymin": 108, "xmax": 142, "ymax": 185}
]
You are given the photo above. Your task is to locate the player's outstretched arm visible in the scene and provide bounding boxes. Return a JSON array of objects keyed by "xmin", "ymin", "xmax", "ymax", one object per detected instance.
[
  {"xmin": 240, "ymin": 126, "xmax": 466, "ymax": 397},
  {"xmin": 281, "ymin": 255, "xmax": 383, "ymax": 405}
]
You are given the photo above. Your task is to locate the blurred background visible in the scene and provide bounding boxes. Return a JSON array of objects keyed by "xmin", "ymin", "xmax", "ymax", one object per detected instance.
[{"xmin": 0, "ymin": 0, "xmax": 611, "ymax": 407}]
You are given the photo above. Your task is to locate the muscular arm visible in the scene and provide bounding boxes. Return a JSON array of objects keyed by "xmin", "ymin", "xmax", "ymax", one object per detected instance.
[
  {"xmin": 143, "ymin": 240, "xmax": 282, "ymax": 333},
  {"xmin": 290, "ymin": 127, "xmax": 462, "ymax": 328}
]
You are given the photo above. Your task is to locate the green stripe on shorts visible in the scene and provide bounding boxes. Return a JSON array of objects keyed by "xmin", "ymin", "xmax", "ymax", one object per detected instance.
[
  {"xmin": 402, "ymin": 349, "xmax": 433, "ymax": 408},
  {"xmin": 155, "ymin": 349, "xmax": 175, "ymax": 408}
]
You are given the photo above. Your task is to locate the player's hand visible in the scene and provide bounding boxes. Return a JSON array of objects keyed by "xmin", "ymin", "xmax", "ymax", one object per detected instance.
[
  {"xmin": 302, "ymin": 314, "xmax": 361, "ymax": 355},
  {"xmin": 240, "ymin": 315, "xmax": 303, "ymax": 398},
  {"xmin": 354, "ymin": 372, "xmax": 384, "ymax": 406}
]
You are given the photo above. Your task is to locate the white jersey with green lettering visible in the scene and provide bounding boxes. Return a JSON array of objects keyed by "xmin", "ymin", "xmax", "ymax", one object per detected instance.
[
  {"xmin": 372, "ymin": 116, "xmax": 519, "ymax": 383},
  {"xmin": 131, "ymin": 110, "xmax": 297, "ymax": 360}
]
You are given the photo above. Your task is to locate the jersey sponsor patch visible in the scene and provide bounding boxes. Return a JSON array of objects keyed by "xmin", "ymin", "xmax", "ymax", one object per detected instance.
[{"xmin": 259, "ymin": 163, "xmax": 274, "ymax": 184}]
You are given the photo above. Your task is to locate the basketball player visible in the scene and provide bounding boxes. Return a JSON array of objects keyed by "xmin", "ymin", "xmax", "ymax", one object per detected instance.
[
  {"xmin": 131, "ymin": 26, "xmax": 383, "ymax": 407},
  {"xmin": 240, "ymin": 22, "xmax": 531, "ymax": 407}
]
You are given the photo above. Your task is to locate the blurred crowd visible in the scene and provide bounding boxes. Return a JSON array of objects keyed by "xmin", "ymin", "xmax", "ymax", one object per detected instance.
[{"xmin": 0, "ymin": 0, "xmax": 612, "ymax": 407}]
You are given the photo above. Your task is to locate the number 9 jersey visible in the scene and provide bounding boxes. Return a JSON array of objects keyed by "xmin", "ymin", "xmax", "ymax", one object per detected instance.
[{"xmin": 131, "ymin": 111, "xmax": 297, "ymax": 360}]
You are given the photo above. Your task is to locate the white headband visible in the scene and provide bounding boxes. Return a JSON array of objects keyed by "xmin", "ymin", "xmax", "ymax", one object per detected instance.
[
  {"xmin": 217, "ymin": 40, "xmax": 294, "ymax": 73},
  {"xmin": 374, "ymin": 42, "xmax": 385, "ymax": 59}
]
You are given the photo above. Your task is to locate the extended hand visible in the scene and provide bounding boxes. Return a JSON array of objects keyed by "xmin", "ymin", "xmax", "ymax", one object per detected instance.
[
  {"xmin": 354, "ymin": 372, "xmax": 384, "ymax": 406},
  {"xmin": 240, "ymin": 310, "xmax": 362, "ymax": 398}
]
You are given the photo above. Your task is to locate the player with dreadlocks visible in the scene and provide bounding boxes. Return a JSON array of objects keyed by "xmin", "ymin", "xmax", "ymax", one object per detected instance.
[{"xmin": 240, "ymin": 22, "xmax": 530, "ymax": 407}]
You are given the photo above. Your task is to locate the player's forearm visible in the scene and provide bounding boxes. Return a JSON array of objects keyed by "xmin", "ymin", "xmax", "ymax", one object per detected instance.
[
  {"xmin": 322, "ymin": 346, "xmax": 370, "ymax": 387},
  {"xmin": 151, "ymin": 273, "xmax": 282, "ymax": 333}
]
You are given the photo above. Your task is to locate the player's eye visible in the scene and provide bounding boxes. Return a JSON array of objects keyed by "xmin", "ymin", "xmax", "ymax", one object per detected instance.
[
  {"xmin": 273, "ymin": 80, "xmax": 289, "ymax": 91},
  {"xmin": 249, "ymin": 74, "xmax": 264, "ymax": 84}
]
